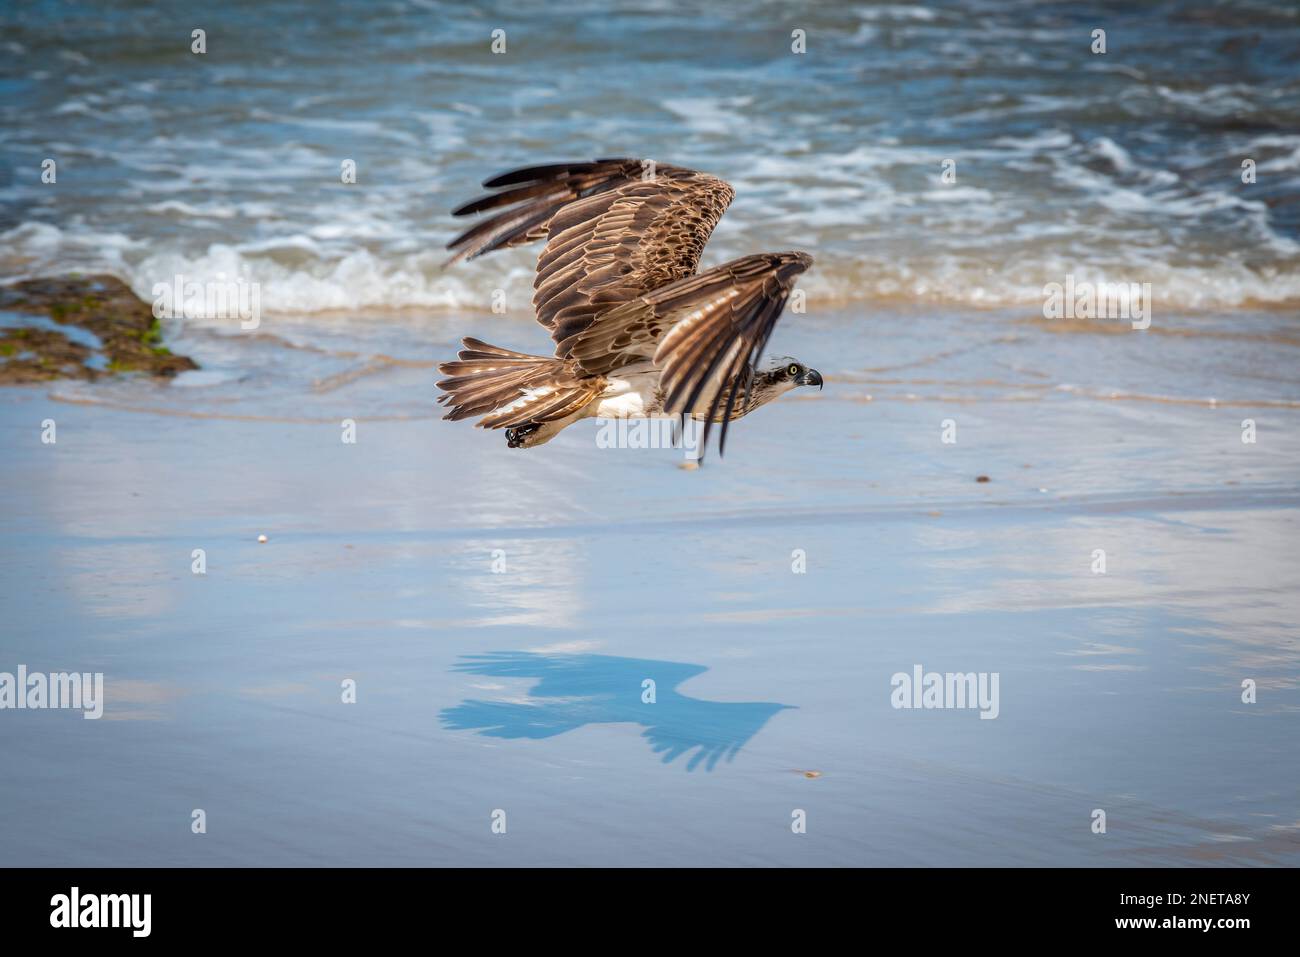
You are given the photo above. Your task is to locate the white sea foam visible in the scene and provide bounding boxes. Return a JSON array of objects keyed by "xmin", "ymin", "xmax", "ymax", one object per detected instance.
[
  {"xmin": 4, "ymin": 4, "xmax": 1297, "ymax": 319},
  {"xmin": 854, "ymin": 5, "xmax": 938, "ymax": 21},
  {"xmin": 3, "ymin": 219, "xmax": 1297, "ymax": 314}
]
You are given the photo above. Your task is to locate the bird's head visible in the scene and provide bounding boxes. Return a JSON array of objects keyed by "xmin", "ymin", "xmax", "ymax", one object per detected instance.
[{"xmin": 750, "ymin": 356, "xmax": 822, "ymax": 404}]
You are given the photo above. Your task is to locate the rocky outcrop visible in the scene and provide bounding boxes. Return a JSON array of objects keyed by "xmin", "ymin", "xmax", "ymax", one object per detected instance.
[{"xmin": 0, "ymin": 274, "xmax": 198, "ymax": 383}]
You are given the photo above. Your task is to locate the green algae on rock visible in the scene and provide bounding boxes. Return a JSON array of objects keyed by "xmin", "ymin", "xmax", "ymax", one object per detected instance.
[{"xmin": 0, "ymin": 274, "xmax": 198, "ymax": 384}]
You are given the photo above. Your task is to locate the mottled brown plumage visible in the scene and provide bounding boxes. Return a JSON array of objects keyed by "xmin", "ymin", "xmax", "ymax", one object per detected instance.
[{"xmin": 439, "ymin": 159, "xmax": 817, "ymax": 456}]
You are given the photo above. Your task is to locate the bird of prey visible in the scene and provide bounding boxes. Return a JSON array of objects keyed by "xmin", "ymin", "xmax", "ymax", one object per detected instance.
[
  {"xmin": 437, "ymin": 158, "xmax": 821, "ymax": 456},
  {"xmin": 439, "ymin": 651, "xmax": 793, "ymax": 772}
]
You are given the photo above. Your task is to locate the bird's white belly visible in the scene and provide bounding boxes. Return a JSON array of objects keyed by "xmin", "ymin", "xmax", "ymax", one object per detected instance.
[{"xmin": 592, "ymin": 364, "xmax": 662, "ymax": 419}]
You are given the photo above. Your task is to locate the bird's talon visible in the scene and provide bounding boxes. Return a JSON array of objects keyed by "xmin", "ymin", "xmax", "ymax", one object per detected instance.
[{"xmin": 505, "ymin": 424, "xmax": 540, "ymax": 448}]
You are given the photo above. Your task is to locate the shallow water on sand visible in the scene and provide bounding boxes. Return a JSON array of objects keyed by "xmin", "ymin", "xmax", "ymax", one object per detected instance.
[{"xmin": 1, "ymin": 304, "xmax": 1297, "ymax": 865}]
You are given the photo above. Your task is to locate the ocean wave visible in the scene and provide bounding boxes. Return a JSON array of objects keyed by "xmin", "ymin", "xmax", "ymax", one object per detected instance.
[
  {"xmin": 3, "ymin": 221, "xmax": 1297, "ymax": 316},
  {"xmin": 3, "ymin": 0, "xmax": 1298, "ymax": 319}
]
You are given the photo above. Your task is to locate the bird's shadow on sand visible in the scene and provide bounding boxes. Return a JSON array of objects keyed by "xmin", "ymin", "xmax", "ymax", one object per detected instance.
[{"xmin": 440, "ymin": 652, "xmax": 793, "ymax": 772}]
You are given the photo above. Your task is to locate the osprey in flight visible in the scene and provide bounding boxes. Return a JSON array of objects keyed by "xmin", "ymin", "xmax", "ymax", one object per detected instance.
[{"xmin": 437, "ymin": 159, "xmax": 821, "ymax": 456}]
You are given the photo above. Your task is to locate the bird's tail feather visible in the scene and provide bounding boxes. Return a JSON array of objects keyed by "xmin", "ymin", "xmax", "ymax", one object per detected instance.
[{"xmin": 436, "ymin": 337, "xmax": 600, "ymax": 429}]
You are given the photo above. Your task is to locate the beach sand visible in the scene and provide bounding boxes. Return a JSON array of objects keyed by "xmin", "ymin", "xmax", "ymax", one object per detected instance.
[{"xmin": 2, "ymin": 303, "xmax": 1297, "ymax": 866}]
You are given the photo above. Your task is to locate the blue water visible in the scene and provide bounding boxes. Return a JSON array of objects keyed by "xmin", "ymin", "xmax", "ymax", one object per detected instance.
[{"xmin": 2, "ymin": 0, "xmax": 1299, "ymax": 313}]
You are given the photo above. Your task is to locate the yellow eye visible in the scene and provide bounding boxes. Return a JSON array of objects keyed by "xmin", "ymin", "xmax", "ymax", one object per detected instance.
[{"xmin": 788, "ymin": 364, "xmax": 800, "ymax": 377}]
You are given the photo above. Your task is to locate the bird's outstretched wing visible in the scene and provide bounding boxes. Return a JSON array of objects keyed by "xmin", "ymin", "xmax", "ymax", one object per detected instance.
[
  {"xmin": 446, "ymin": 159, "xmax": 735, "ymax": 350},
  {"xmin": 563, "ymin": 251, "xmax": 813, "ymax": 456}
]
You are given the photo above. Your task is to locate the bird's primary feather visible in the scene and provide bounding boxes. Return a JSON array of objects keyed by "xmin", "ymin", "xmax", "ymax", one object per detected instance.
[{"xmin": 439, "ymin": 158, "xmax": 815, "ymax": 457}]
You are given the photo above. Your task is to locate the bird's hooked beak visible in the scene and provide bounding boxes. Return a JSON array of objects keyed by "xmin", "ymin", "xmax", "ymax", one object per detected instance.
[{"xmin": 797, "ymin": 368, "xmax": 823, "ymax": 390}]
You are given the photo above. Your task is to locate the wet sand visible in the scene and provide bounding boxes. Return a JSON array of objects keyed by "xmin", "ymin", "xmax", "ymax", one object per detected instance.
[{"xmin": 1, "ymin": 304, "xmax": 1297, "ymax": 866}]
